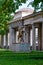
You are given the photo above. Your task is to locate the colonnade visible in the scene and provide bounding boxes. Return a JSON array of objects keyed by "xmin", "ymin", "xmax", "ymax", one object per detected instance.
[
  {"xmin": 9, "ymin": 23, "xmax": 43, "ymax": 50},
  {"xmin": 23, "ymin": 23, "xmax": 43, "ymax": 50},
  {"xmin": 0, "ymin": 33, "xmax": 10, "ymax": 48},
  {"xmin": 0, "ymin": 23, "xmax": 43, "ymax": 51}
]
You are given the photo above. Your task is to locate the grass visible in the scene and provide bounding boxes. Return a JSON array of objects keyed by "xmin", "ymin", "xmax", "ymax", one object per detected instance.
[{"xmin": 0, "ymin": 49, "xmax": 43, "ymax": 65}]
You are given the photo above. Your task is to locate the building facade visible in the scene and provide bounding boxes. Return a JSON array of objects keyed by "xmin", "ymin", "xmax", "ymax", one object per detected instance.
[{"xmin": 0, "ymin": 8, "xmax": 43, "ymax": 52}]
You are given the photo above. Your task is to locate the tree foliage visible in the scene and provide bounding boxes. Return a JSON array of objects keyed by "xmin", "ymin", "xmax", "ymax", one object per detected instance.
[
  {"xmin": 0, "ymin": 0, "xmax": 27, "ymax": 35},
  {"xmin": 28, "ymin": 0, "xmax": 43, "ymax": 12},
  {"xmin": 0, "ymin": 0, "xmax": 43, "ymax": 35}
]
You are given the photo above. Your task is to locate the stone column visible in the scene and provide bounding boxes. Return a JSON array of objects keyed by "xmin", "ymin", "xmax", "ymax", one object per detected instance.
[
  {"xmin": 9, "ymin": 27, "xmax": 13, "ymax": 49},
  {"xmin": 3, "ymin": 35, "xmax": 6, "ymax": 47},
  {"xmin": 32, "ymin": 24, "xmax": 36, "ymax": 50},
  {"xmin": 8, "ymin": 33, "xmax": 10, "ymax": 46},
  {"xmin": 29, "ymin": 27, "xmax": 33, "ymax": 47},
  {"xmin": 3, "ymin": 34, "xmax": 8, "ymax": 48},
  {"xmin": 23, "ymin": 27, "xmax": 26, "ymax": 43},
  {"xmin": 38, "ymin": 24, "xmax": 42, "ymax": 50},
  {"xmin": 1, "ymin": 35, "xmax": 4, "ymax": 48},
  {"xmin": 13, "ymin": 29, "xmax": 16, "ymax": 43},
  {"xmin": 6, "ymin": 33, "xmax": 8, "ymax": 48},
  {"xmin": 42, "ymin": 23, "xmax": 43, "ymax": 50},
  {"xmin": 28, "ymin": 27, "xmax": 30, "ymax": 44},
  {"xmin": 23, "ymin": 26, "xmax": 30, "ymax": 44},
  {"xmin": 9, "ymin": 27, "xmax": 16, "ymax": 49},
  {"xmin": 24, "ymin": 26, "xmax": 29, "ymax": 43}
]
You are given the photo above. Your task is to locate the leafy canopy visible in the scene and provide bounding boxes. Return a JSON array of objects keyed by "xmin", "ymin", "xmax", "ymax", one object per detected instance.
[
  {"xmin": 0, "ymin": 0, "xmax": 27, "ymax": 35},
  {"xmin": 0, "ymin": 0, "xmax": 43, "ymax": 35}
]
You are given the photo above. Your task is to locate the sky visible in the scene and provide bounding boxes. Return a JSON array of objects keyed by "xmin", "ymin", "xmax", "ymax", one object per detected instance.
[
  {"xmin": 16, "ymin": 0, "xmax": 34, "ymax": 11},
  {"xmin": 11, "ymin": 0, "xmax": 34, "ymax": 17},
  {"xmin": 19, "ymin": 0, "xmax": 33, "ymax": 9}
]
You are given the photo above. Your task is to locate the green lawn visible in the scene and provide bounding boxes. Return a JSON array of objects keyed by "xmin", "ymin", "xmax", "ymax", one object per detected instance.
[{"xmin": 0, "ymin": 49, "xmax": 43, "ymax": 65}]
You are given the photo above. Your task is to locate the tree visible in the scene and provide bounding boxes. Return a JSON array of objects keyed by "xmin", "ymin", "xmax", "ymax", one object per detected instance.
[
  {"xmin": 28, "ymin": 0, "xmax": 43, "ymax": 12},
  {"xmin": 0, "ymin": 0, "xmax": 27, "ymax": 35},
  {"xmin": 0, "ymin": 0, "xmax": 27, "ymax": 47}
]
